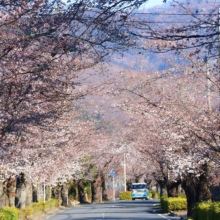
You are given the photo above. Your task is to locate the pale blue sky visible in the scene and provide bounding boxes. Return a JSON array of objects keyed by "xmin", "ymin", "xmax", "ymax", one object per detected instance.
[
  {"xmin": 141, "ymin": 0, "xmax": 163, "ymax": 9},
  {"xmin": 62, "ymin": 0, "xmax": 164, "ymax": 9}
]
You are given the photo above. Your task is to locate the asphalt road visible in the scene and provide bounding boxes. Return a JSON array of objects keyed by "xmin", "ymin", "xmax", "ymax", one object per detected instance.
[{"xmin": 44, "ymin": 199, "xmax": 180, "ymax": 220}]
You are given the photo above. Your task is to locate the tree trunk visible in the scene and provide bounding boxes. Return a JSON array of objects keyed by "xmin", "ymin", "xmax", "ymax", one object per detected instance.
[
  {"xmin": 127, "ymin": 180, "xmax": 132, "ymax": 191},
  {"xmin": 78, "ymin": 180, "xmax": 87, "ymax": 203},
  {"xmin": 26, "ymin": 184, "xmax": 33, "ymax": 206},
  {"xmin": 58, "ymin": 186, "xmax": 61, "ymax": 207},
  {"xmin": 91, "ymin": 174, "xmax": 101, "ymax": 203},
  {"xmin": 182, "ymin": 163, "xmax": 212, "ymax": 218},
  {"xmin": 0, "ymin": 181, "xmax": 6, "ymax": 209},
  {"xmin": 61, "ymin": 184, "xmax": 68, "ymax": 206},
  {"xmin": 15, "ymin": 173, "xmax": 26, "ymax": 209},
  {"xmin": 37, "ymin": 184, "xmax": 41, "ymax": 202},
  {"xmin": 32, "ymin": 184, "xmax": 38, "ymax": 202},
  {"xmin": 167, "ymin": 180, "xmax": 181, "ymax": 197},
  {"xmin": 135, "ymin": 174, "xmax": 144, "ymax": 183},
  {"xmin": 102, "ymin": 178, "xmax": 108, "ymax": 201},
  {"xmin": 75, "ymin": 184, "xmax": 79, "ymax": 201},
  {"xmin": 45, "ymin": 186, "xmax": 51, "ymax": 201},
  {"xmin": 177, "ymin": 184, "xmax": 184, "ymax": 194},
  {"xmin": 7, "ymin": 177, "xmax": 16, "ymax": 207},
  {"xmin": 157, "ymin": 180, "xmax": 167, "ymax": 197}
]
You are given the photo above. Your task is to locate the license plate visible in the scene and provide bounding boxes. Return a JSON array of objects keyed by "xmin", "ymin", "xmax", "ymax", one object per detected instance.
[{"xmin": 137, "ymin": 191, "xmax": 141, "ymax": 193}]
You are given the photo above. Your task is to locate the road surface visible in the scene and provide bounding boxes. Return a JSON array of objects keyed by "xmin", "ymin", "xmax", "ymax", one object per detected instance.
[{"xmin": 44, "ymin": 199, "xmax": 180, "ymax": 220}]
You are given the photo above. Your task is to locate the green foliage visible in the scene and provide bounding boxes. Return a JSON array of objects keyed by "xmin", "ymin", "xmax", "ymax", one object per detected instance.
[
  {"xmin": 4, "ymin": 207, "xmax": 19, "ymax": 220},
  {"xmin": 119, "ymin": 191, "xmax": 132, "ymax": 200},
  {"xmin": 0, "ymin": 206, "xmax": 34, "ymax": 220},
  {"xmin": 211, "ymin": 202, "xmax": 220, "ymax": 220},
  {"xmin": 33, "ymin": 202, "xmax": 44, "ymax": 214},
  {"xmin": 154, "ymin": 192, "xmax": 160, "ymax": 199},
  {"xmin": 0, "ymin": 209, "xmax": 12, "ymax": 220},
  {"xmin": 50, "ymin": 199, "xmax": 59, "ymax": 208},
  {"xmin": 18, "ymin": 209, "xmax": 26, "ymax": 220},
  {"xmin": 68, "ymin": 183, "xmax": 76, "ymax": 201},
  {"xmin": 149, "ymin": 190, "xmax": 160, "ymax": 199},
  {"xmin": 25, "ymin": 206, "xmax": 33, "ymax": 216},
  {"xmin": 0, "ymin": 200, "xmax": 58, "ymax": 220},
  {"xmin": 193, "ymin": 201, "xmax": 220, "ymax": 220},
  {"xmin": 81, "ymin": 156, "xmax": 92, "ymax": 163},
  {"xmin": 83, "ymin": 180, "xmax": 92, "ymax": 197},
  {"xmin": 43, "ymin": 201, "xmax": 50, "ymax": 211},
  {"xmin": 161, "ymin": 196, "xmax": 187, "ymax": 212},
  {"xmin": 178, "ymin": 194, "xmax": 187, "ymax": 198}
]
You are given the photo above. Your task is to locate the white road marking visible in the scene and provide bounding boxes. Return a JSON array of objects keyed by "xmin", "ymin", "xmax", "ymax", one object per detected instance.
[{"xmin": 158, "ymin": 214, "xmax": 170, "ymax": 219}]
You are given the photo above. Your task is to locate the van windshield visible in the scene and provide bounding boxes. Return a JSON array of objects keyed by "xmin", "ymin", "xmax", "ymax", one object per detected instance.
[{"xmin": 132, "ymin": 184, "xmax": 146, "ymax": 189}]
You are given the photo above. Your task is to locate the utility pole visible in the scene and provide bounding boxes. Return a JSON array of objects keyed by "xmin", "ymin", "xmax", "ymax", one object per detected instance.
[
  {"xmin": 113, "ymin": 176, "xmax": 115, "ymax": 201},
  {"xmin": 218, "ymin": 8, "xmax": 220, "ymax": 111},
  {"xmin": 124, "ymin": 153, "xmax": 126, "ymax": 191},
  {"xmin": 44, "ymin": 182, "xmax": 45, "ymax": 203},
  {"xmin": 205, "ymin": 51, "xmax": 212, "ymax": 112}
]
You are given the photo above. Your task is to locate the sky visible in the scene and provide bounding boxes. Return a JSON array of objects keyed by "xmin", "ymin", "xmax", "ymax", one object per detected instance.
[{"xmin": 141, "ymin": 0, "xmax": 163, "ymax": 9}]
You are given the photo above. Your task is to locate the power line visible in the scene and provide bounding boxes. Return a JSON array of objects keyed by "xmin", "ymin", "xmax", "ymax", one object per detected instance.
[{"xmin": 135, "ymin": 12, "xmax": 218, "ymax": 16}]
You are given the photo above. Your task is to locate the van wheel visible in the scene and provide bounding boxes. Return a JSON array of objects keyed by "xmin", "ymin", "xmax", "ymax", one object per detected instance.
[
  {"xmin": 132, "ymin": 198, "xmax": 135, "ymax": 200},
  {"xmin": 145, "ymin": 197, "xmax": 148, "ymax": 200}
]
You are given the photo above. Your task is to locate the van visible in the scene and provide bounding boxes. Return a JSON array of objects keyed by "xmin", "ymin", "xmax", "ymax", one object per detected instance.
[{"xmin": 131, "ymin": 183, "xmax": 149, "ymax": 200}]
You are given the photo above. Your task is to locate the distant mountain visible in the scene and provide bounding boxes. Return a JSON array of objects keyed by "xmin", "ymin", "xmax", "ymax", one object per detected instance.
[{"xmin": 111, "ymin": 0, "xmax": 215, "ymax": 72}]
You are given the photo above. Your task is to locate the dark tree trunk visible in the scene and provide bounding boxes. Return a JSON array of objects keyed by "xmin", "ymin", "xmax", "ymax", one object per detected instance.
[
  {"xmin": 7, "ymin": 177, "xmax": 16, "ymax": 207},
  {"xmin": 146, "ymin": 180, "xmax": 152, "ymax": 190},
  {"xmin": 157, "ymin": 180, "xmax": 167, "ymax": 197},
  {"xmin": 15, "ymin": 173, "xmax": 26, "ymax": 209},
  {"xmin": 32, "ymin": 184, "xmax": 38, "ymax": 202},
  {"xmin": 182, "ymin": 173, "xmax": 198, "ymax": 218},
  {"xmin": 75, "ymin": 183, "xmax": 79, "ymax": 201},
  {"xmin": 61, "ymin": 184, "xmax": 68, "ymax": 206},
  {"xmin": 135, "ymin": 174, "xmax": 144, "ymax": 183},
  {"xmin": 78, "ymin": 180, "xmax": 87, "ymax": 203},
  {"xmin": 92, "ymin": 174, "xmax": 101, "ymax": 203},
  {"xmin": 45, "ymin": 186, "xmax": 51, "ymax": 201},
  {"xmin": 127, "ymin": 180, "xmax": 132, "ymax": 191},
  {"xmin": 26, "ymin": 184, "xmax": 33, "ymax": 206},
  {"xmin": 182, "ymin": 163, "xmax": 212, "ymax": 218},
  {"xmin": 102, "ymin": 178, "xmax": 108, "ymax": 201},
  {"xmin": 177, "ymin": 184, "xmax": 184, "ymax": 194},
  {"xmin": 167, "ymin": 180, "xmax": 181, "ymax": 197}
]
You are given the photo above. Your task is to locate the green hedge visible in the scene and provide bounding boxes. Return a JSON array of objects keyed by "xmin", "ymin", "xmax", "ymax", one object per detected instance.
[
  {"xmin": 119, "ymin": 191, "xmax": 132, "ymax": 200},
  {"xmin": 194, "ymin": 201, "xmax": 220, "ymax": 220},
  {"xmin": 25, "ymin": 206, "xmax": 33, "ymax": 216},
  {"xmin": 4, "ymin": 207, "xmax": 19, "ymax": 220},
  {"xmin": 0, "ymin": 206, "xmax": 33, "ymax": 220},
  {"xmin": 178, "ymin": 194, "xmax": 187, "ymax": 198},
  {"xmin": 149, "ymin": 190, "xmax": 160, "ymax": 199},
  {"xmin": 43, "ymin": 201, "xmax": 50, "ymax": 211},
  {"xmin": 0, "ymin": 209, "xmax": 12, "ymax": 220},
  {"xmin": 0, "ymin": 199, "xmax": 59, "ymax": 220},
  {"xmin": 161, "ymin": 195, "xmax": 187, "ymax": 212},
  {"xmin": 33, "ymin": 202, "xmax": 44, "ymax": 214},
  {"xmin": 50, "ymin": 198, "xmax": 58, "ymax": 208},
  {"xmin": 33, "ymin": 199, "xmax": 59, "ymax": 213}
]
